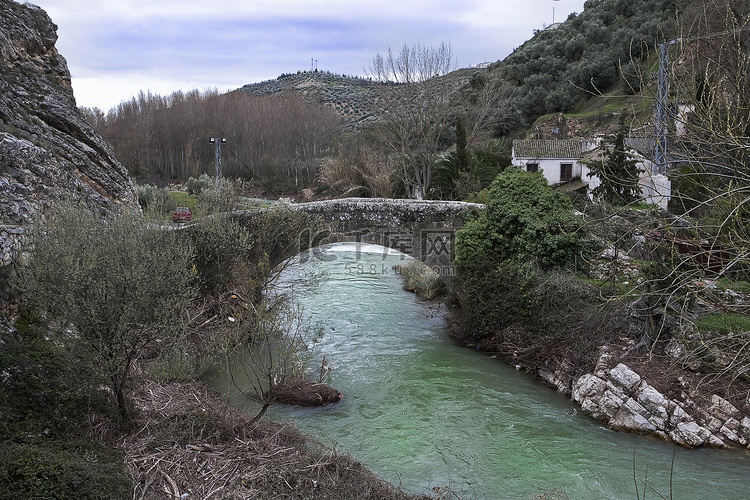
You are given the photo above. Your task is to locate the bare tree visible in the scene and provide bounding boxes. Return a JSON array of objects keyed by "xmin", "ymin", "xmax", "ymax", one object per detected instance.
[
  {"xmin": 220, "ymin": 294, "xmax": 319, "ymax": 424},
  {"xmin": 368, "ymin": 40, "xmax": 457, "ymax": 199},
  {"xmin": 598, "ymin": 0, "xmax": 750, "ymax": 376}
]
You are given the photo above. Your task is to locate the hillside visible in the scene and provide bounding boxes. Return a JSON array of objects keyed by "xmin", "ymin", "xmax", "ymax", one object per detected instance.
[
  {"xmin": 239, "ymin": 72, "xmax": 383, "ymax": 127},
  {"xmin": 493, "ymin": 0, "xmax": 676, "ymax": 133},
  {"xmin": 235, "ymin": 0, "xmax": 676, "ymax": 137},
  {"xmin": 237, "ymin": 68, "xmax": 476, "ymax": 128}
]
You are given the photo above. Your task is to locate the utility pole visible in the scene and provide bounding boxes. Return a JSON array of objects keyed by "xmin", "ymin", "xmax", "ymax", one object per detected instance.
[
  {"xmin": 654, "ymin": 39, "xmax": 678, "ymax": 175},
  {"xmin": 553, "ymin": 0, "xmax": 560, "ymax": 24},
  {"xmin": 209, "ymin": 137, "xmax": 226, "ymax": 187}
]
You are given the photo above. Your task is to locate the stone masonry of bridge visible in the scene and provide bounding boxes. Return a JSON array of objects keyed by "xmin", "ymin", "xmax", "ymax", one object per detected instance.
[{"xmin": 270, "ymin": 198, "xmax": 485, "ymax": 276}]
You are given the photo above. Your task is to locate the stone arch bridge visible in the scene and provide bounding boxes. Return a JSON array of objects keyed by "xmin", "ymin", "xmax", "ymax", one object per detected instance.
[{"xmin": 240, "ymin": 198, "xmax": 484, "ymax": 276}]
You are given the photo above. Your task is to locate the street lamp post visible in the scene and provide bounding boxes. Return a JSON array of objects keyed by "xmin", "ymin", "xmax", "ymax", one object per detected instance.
[{"xmin": 209, "ymin": 137, "xmax": 226, "ymax": 187}]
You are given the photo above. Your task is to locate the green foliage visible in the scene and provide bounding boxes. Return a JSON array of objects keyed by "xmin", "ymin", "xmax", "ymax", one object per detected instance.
[
  {"xmin": 453, "ymin": 169, "xmax": 603, "ymax": 356},
  {"xmin": 0, "ymin": 315, "xmax": 129, "ymax": 500},
  {"xmin": 185, "ymin": 173, "xmax": 215, "ymax": 196},
  {"xmin": 136, "ymin": 183, "xmax": 173, "ymax": 211},
  {"xmin": 454, "ymin": 116, "xmax": 469, "ymax": 173},
  {"xmin": 196, "ymin": 177, "xmax": 238, "ymax": 215},
  {"xmin": 170, "ymin": 191, "xmax": 197, "ymax": 211},
  {"xmin": 696, "ymin": 313, "xmax": 750, "ymax": 336},
  {"xmin": 137, "ymin": 184, "xmax": 198, "ymax": 220},
  {"xmin": 670, "ymin": 163, "xmax": 721, "ymax": 215},
  {"xmin": 431, "ymin": 139, "xmax": 509, "ymax": 200},
  {"xmin": 497, "ymin": 0, "xmax": 675, "ymax": 126},
  {"xmin": 188, "ymin": 213, "xmax": 256, "ymax": 295},
  {"xmin": 455, "ymin": 168, "xmax": 596, "ymax": 270},
  {"xmin": 188, "ymin": 207, "xmax": 327, "ymax": 300},
  {"xmin": 453, "ymin": 262, "xmax": 531, "ymax": 335},
  {"xmin": 0, "ymin": 314, "xmax": 111, "ymax": 438},
  {"xmin": 238, "ymin": 207, "xmax": 328, "ymax": 271},
  {"xmin": 0, "ymin": 439, "xmax": 130, "ymax": 500},
  {"xmin": 17, "ymin": 204, "xmax": 197, "ymax": 420}
]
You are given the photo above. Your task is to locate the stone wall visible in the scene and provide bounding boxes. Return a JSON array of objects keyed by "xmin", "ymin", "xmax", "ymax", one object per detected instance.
[
  {"xmin": 0, "ymin": 225, "xmax": 22, "ymax": 268},
  {"xmin": 283, "ymin": 197, "xmax": 484, "ymax": 273},
  {"xmin": 539, "ymin": 350, "xmax": 750, "ymax": 449}
]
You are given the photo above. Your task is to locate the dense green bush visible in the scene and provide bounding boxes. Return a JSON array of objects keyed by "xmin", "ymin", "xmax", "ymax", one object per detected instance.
[
  {"xmin": 455, "ymin": 168, "xmax": 597, "ymax": 270},
  {"xmin": 430, "ymin": 138, "xmax": 509, "ymax": 200},
  {"xmin": 0, "ymin": 315, "xmax": 108, "ymax": 438},
  {"xmin": 0, "ymin": 316, "xmax": 130, "ymax": 500},
  {"xmin": 195, "ymin": 177, "xmax": 238, "ymax": 215},
  {"xmin": 185, "ymin": 173, "xmax": 215, "ymax": 196},
  {"xmin": 136, "ymin": 183, "xmax": 175, "ymax": 212},
  {"xmin": 0, "ymin": 440, "xmax": 130, "ymax": 500},
  {"xmin": 188, "ymin": 207, "xmax": 327, "ymax": 300},
  {"xmin": 453, "ymin": 169, "xmax": 603, "ymax": 358}
]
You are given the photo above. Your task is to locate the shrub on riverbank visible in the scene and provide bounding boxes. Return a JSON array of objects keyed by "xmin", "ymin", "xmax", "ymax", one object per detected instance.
[
  {"xmin": 3, "ymin": 203, "xmax": 341, "ymax": 498},
  {"xmin": 452, "ymin": 169, "xmax": 609, "ymax": 371},
  {"xmin": 0, "ymin": 316, "xmax": 131, "ymax": 499}
]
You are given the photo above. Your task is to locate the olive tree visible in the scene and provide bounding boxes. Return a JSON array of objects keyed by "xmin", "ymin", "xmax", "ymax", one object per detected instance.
[{"xmin": 18, "ymin": 205, "xmax": 196, "ymax": 420}]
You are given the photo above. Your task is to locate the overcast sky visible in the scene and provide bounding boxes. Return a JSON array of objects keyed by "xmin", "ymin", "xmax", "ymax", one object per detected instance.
[{"xmin": 28, "ymin": 0, "xmax": 587, "ymax": 112}]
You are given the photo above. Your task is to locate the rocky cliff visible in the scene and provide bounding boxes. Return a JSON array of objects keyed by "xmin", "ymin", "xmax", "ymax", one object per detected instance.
[{"xmin": 0, "ymin": 0, "xmax": 137, "ymax": 235}]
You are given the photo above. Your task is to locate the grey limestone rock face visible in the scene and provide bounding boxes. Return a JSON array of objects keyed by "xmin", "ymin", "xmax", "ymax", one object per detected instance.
[
  {"xmin": 570, "ymin": 356, "xmax": 750, "ymax": 449},
  {"xmin": 0, "ymin": 0, "xmax": 137, "ymax": 233},
  {"xmin": 607, "ymin": 363, "xmax": 642, "ymax": 392}
]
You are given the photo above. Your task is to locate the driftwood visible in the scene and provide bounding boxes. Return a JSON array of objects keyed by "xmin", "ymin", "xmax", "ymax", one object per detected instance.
[{"xmin": 265, "ymin": 380, "xmax": 343, "ymax": 406}]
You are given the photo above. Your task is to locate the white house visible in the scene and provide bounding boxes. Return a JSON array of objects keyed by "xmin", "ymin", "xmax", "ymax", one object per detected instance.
[
  {"xmin": 511, "ymin": 138, "xmax": 671, "ymax": 209},
  {"xmin": 511, "ymin": 139, "xmax": 599, "ymax": 185}
]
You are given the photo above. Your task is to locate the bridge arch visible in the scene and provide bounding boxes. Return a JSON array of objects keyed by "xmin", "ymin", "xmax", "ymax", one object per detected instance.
[{"xmin": 252, "ymin": 198, "xmax": 484, "ymax": 276}]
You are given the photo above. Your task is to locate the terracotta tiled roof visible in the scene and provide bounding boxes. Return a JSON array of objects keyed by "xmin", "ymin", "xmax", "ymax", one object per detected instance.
[{"xmin": 512, "ymin": 139, "xmax": 586, "ymax": 159}]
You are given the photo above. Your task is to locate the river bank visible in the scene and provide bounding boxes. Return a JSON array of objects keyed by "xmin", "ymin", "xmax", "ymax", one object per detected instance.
[
  {"xmin": 122, "ymin": 378, "xmax": 430, "ymax": 500},
  {"xmin": 466, "ymin": 331, "xmax": 750, "ymax": 450}
]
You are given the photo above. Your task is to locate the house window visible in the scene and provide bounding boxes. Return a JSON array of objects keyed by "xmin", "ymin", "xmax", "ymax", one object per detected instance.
[
  {"xmin": 526, "ymin": 163, "xmax": 539, "ymax": 173},
  {"xmin": 560, "ymin": 163, "xmax": 572, "ymax": 182}
]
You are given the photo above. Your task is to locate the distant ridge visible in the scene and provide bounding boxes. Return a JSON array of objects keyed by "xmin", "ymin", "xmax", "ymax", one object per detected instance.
[
  {"xmin": 238, "ymin": 72, "xmax": 382, "ymax": 127},
  {"xmin": 237, "ymin": 69, "xmax": 476, "ymax": 128}
]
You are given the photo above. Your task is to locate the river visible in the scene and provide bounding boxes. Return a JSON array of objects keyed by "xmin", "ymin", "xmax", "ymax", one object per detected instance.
[{"xmin": 212, "ymin": 242, "xmax": 750, "ymax": 499}]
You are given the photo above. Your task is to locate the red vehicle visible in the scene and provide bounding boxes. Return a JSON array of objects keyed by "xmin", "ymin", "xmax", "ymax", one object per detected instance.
[{"xmin": 172, "ymin": 206, "xmax": 192, "ymax": 223}]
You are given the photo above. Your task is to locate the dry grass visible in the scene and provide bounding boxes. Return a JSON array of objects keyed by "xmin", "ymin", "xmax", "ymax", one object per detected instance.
[
  {"xmin": 123, "ymin": 380, "xmax": 429, "ymax": 500},
  {"xmin": 398, "ymin": 260, "xmax": 447, "ymax": 300}
]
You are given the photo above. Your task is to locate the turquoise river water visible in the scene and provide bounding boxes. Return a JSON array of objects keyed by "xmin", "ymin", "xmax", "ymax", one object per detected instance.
[{"xmin": 213, "ymin": 243, "xmax": 750, "ymax": 499}]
